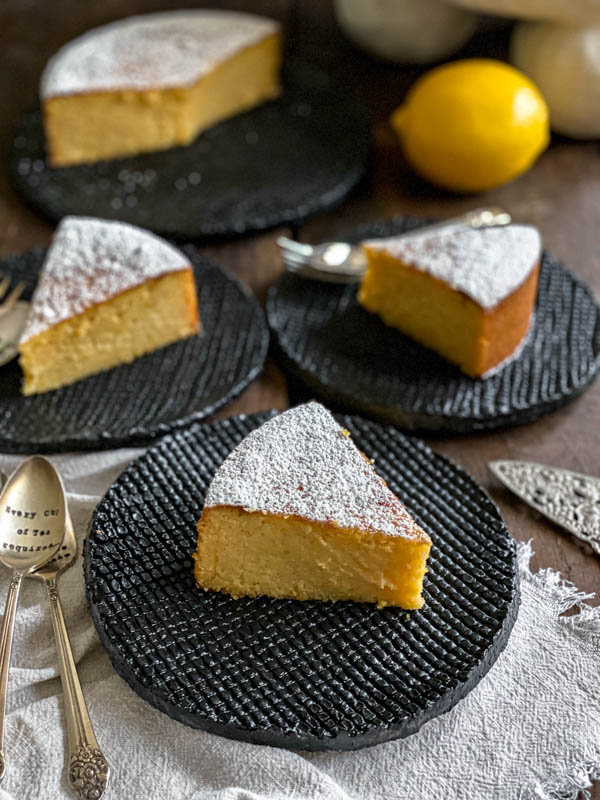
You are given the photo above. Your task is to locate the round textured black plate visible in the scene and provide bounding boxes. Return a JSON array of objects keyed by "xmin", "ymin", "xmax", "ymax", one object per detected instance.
[
  {"xmin": 0, "ymin": 248, "xmax": 268, "ymax": 453},
  {"xmin": 267, "ymin": 217, "xmax": 600, "ymax": 434},
  {"xmin": 85, "ymin": 410, "xmax": 519, "ymax": 751},
  {"xmin": 9, "ymin": 63, "xmax": 370, "ymax": 239}
]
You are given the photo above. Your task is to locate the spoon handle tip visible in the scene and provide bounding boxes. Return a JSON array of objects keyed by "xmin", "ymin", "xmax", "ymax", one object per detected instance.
[
  {"xmin": 46, "ymin": 580, "xmax": 109, "ymax": 799},
  {"xmin": 69, "ymin": 745, "xmax": 110, "ymax": 800}
]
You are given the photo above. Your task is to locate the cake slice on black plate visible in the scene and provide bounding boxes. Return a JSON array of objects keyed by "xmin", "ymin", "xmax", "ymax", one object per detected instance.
[
  {"xmin": 41, "ymin": 10, "xmax": 281, "ymax": 166},
  {"xmin": 359, "ymin": 224, "xmax": 541, "ymax": 377},
  {"xmin": 194, "ymin": 402, "xmax": 431, "ymax": 609},
  {"xmin": 18, "ymin": 216, "xmax": 200, "ymax": 395}
]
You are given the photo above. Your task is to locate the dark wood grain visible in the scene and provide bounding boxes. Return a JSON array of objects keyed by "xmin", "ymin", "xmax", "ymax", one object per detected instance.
[{"xmin": 1, "ymin": 1, "xmax": 598, "ymax": 794}]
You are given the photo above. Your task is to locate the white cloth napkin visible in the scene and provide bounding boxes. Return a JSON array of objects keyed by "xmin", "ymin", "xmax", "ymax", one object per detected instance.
[{"xmin": 0, "ymin": 448, "xmax": 598, "ymax": 800}]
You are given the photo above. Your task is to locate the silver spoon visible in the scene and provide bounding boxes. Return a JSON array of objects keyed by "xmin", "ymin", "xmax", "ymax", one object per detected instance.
[
  {"xmin": 28, "ymin": 512, "xmax": 109, "ymax": 799},
  {"xmin": 0, "ymin": 456, "xmax": 66, "ymax": 779}
]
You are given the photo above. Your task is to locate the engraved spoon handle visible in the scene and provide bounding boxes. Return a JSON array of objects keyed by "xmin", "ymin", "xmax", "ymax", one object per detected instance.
[
  {"xmin": 0, "ymin": 571, "xmax": 23, "ymax": 780},
  {"xmin": 45, "ymin": 577, "xmax": 109, "ymax": 799}
]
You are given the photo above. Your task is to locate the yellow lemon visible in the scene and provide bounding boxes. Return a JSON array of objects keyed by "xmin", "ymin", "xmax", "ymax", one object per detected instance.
[{"xmin": 390, "ymin": 59, "xmax": 550, "ymax": 193}]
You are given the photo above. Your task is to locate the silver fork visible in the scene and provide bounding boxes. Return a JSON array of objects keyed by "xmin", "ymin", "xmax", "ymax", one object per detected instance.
[
  {"xmin": 0, "ymin": 275, "xmax": 26, "ymax": 321},
  {"xmin": 0, "ymin": 274, "xmax": 28, "ymax": 367},
  {"xmin": 277, "ymin": 206, "xmax": 512, "ymax": 284}
]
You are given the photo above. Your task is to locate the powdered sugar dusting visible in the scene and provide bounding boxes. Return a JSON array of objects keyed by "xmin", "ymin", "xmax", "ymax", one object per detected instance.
[
  {"xmin": 365, "ymin": 224, "xmax": 541, "ymax": 310},
  {"xmin": 20, "ymin": 216, "xmax": 190, "ymax": 342},
  {"xmin": 206, "ymin": 402, "xmax": 428, "ymax": 540},
  {"xmin": 40, "ymin": 10, "xmax": 279, "ymax": 99}
]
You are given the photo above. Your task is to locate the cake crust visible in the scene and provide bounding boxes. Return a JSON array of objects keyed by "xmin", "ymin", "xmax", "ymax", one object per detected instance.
[
  {"xmin": 20, "ymin": 216, "xmax": 194, "ymax": 343},
  {"xmin": 203, "ymin": 402, "xmax": 428, "ymax": 540},
  {"xmin": 41, "ymin": 10, "xmax": 280, "ymax": 99}
]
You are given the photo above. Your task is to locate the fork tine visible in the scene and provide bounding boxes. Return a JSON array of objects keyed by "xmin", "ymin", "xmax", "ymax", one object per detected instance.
[
  {"xmin": 0, "ymin": 281, "xmax": 25, "ymax": 317},
  {"xmin": 276, "ymin": 236, "xmax": 314, "ymax": 257},
  {"xmin": 0, "ymin": 274, "xmax": 10, "ymax": 303},
  {"xmin": 280, "ymin": 250, "xmax": 311, "ymax": 267},
  {"xmin": 281, "ymin": 253, "xmax": 313, "ymax": 271},
  {"xmin": 281, "ymin": 256, "xmax": 322, "ymax": 278},
  {"xmin": 282, "ymin": 251, "xmax": 355, "ymax": 274},
  {"xmin": 281, "ymin": 255, "xmax": 358, "ymax": 284},
  {"xmin": 281, "ymin": 245, "xmax": 364, "ymax": 272}
]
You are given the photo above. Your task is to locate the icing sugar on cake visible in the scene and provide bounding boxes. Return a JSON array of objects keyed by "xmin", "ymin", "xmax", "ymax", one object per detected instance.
[
  {"xmin": 365, "ymin": 224, "xmax": 541, "ymax": 310},
  {"xmin": 40, "ymin": 10, "xmax": 280, "ymax": 99},
  {"xmin": 20, "ymin": 216, "xmax": 190, "ymax": 343},
  {"xmin": 205, "ymin": 402, "xmax": 425, "ymax": 539}
]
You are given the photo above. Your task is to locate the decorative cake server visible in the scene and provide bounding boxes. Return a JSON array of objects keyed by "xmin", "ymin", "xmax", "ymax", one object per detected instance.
[{"xmin": 488, "ymin": 460, "xmax": 600, "ymax": 556}]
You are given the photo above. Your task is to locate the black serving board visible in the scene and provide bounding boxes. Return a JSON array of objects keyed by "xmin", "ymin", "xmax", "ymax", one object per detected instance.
[
  {"xmin": 10, "ymin": 63, "xmax": 370, "ymax": 240},
  {"xmin": 85, "ymin": 410, "xmax": 519, "ymax": 751},
  {"xmin": 267, "ymin": 217, "xmax": 600, "ymax": 434},
  {"xmin": 0, "ymin": 247, "xmax": 268, "ymax": 453}
]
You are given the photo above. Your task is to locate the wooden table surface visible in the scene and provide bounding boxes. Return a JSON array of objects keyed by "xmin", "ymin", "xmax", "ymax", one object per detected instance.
[{"xmin": 1, "ymin": 1, "xmax": 599, "ymax": 795}]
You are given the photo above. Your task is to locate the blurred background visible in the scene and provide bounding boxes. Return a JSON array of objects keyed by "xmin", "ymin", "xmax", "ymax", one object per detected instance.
[{"xmin": 2, "ymin": 0, "xmax": 599, "ymax": 270}]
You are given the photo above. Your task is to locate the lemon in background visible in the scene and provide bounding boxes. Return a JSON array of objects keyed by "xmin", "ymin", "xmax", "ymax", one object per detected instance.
[{"xmin": 390, "ymin": 58, "xmax": 550, "ymax": 193}]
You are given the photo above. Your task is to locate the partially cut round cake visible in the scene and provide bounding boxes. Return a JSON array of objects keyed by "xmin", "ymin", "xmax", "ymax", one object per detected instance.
[
  {"xmin": 358, "ymin": 224, "xmax": 541, "ymax": 378},
  {"xmin": 194, "ymin": 402, "xmax": 432, "ymax": 609},
  {"xmin": 41, "ymin": 10, "xmax": 281, "ymax": 166},
  {"xmin": 18, "ymin": 216, "xmax": 200, "ymax": 395}
]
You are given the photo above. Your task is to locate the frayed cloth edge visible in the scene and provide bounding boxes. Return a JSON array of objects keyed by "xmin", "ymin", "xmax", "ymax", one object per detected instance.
[
  {"xmin": 517, "ymin": 542, "xmax": 600, "ymax": 799},
  {"xmin": 517, "ymin": 541, "xmax": 600, "ymax": 634},
  {"xmin": 521, "ymin": 757, "xmax": 600, "ymax": 799}
]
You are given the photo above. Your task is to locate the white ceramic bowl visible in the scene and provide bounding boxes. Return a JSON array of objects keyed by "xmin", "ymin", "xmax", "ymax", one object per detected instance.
[
  {"xmin": 511, "ymin": 21, "xmax": 600, "ymax": 138},
  {"xmin": 333, "ymin": 0, "xmax": 480, "ymax": 64}
]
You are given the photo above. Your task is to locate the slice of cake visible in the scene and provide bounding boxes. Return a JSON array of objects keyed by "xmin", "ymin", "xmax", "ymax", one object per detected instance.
[
  {"xmin": 358, "ymin": 224, "xmax": 541, "ymax": 378},
  {"xmin": 41, "ymin": 10, "xmax": 281, "ymax": 166},
  {"xmin": 18, "ymin": 216, "xmax": 200, "ymax": 395},
  {"xmin": 194, "ymin": 402, "xmax": 432, "ymax": 609}
]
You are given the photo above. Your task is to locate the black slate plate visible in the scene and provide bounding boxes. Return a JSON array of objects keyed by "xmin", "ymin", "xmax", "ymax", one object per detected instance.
[
  {"xmin": 0, "ymin": 248, "xmax": 268, "ymax": 453},
  {"xmin": 9, "ymin": 63, "xmax": 370, "ymax": 239},
  {"xmin": 267, "ymin": 217, "xmax": 600, "ymax": 434},
  {"xmin": 85, "ymin": 410, "xmax": 519, "ymax": 751}
]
